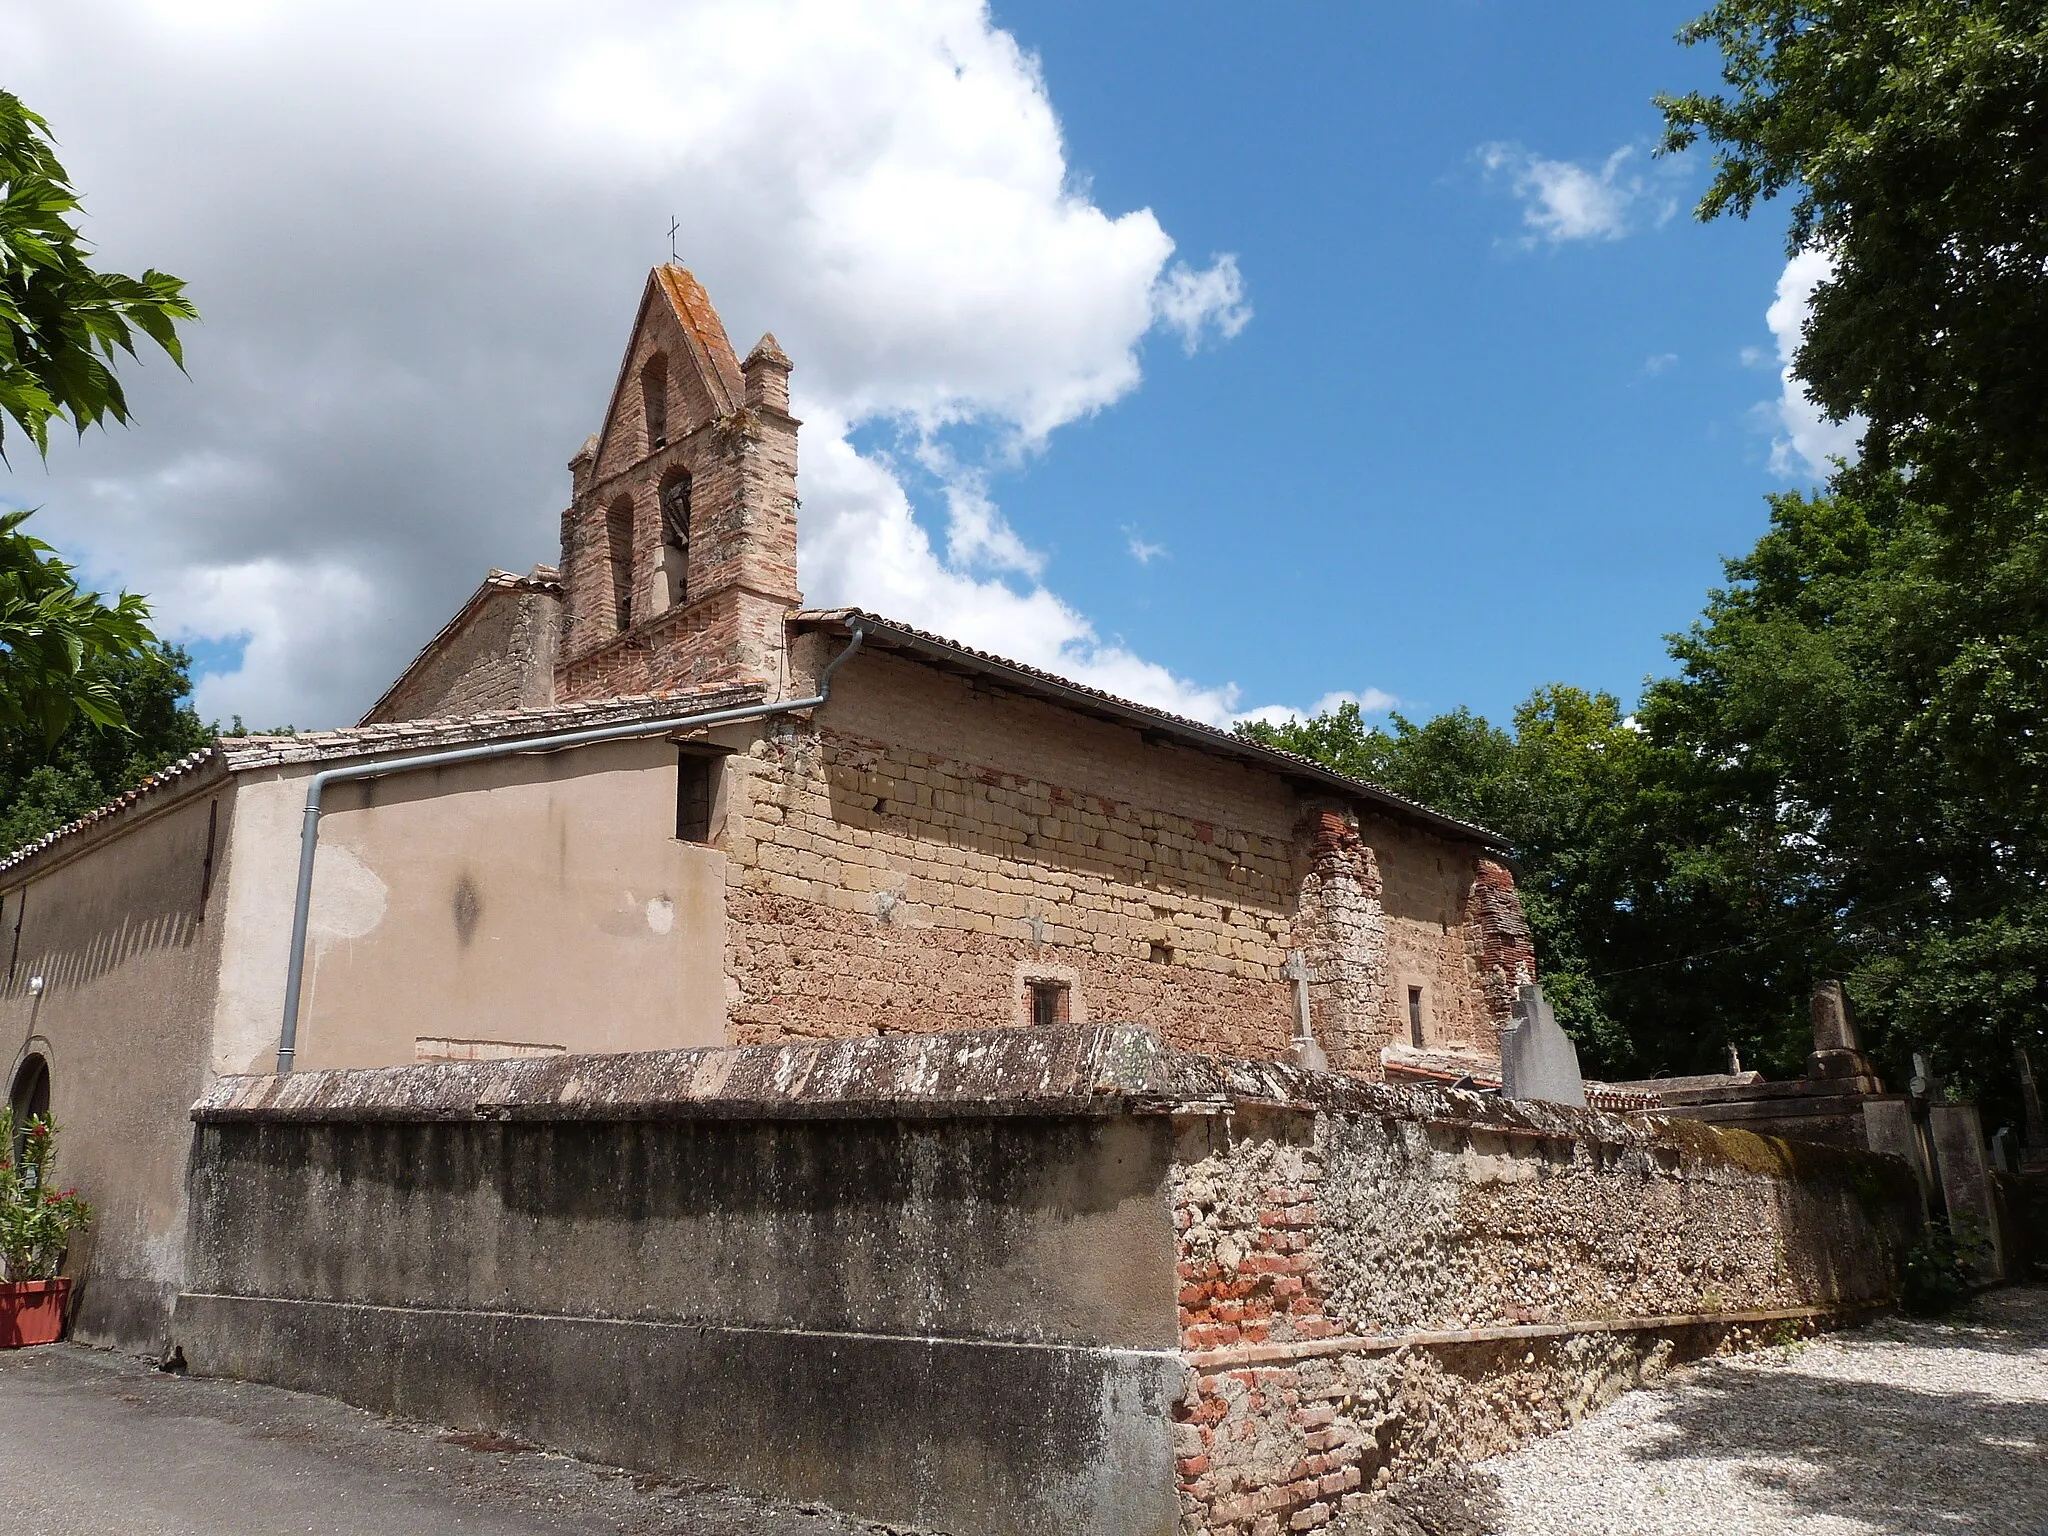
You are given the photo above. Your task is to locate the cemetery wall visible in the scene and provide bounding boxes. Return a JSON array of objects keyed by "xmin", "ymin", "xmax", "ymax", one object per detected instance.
[{"xmin": 168, "ymin": 1026, "xmax": 1921, "ymax": 1536}]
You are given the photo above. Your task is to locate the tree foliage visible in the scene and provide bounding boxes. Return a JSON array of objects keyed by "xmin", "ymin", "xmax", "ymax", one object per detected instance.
[
  {"xmin": 1657, "ymin": 0, "xmax": 2048, "ymax": 495},
  {"xmin": 0, "ymin": 509, "xmax": 156, "ymax": 750},
  {"xmin": 1242, "ymin": 467, "xmax": 2048, "ymax": 1127},
  {"xmin": 0, "ymin": 90, "xmax": 195, "ymax": 459},
  {"xmin": 0, "ymin": 637, "xmax": 213, "ymax": 857}
]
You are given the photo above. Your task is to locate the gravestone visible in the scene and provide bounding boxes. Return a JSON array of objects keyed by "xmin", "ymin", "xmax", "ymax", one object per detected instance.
[
  {"xmin": 1990, "ymin": 1128, "xmax": 2012, "ymax": 1174},
  {"xmin": 1862, "ymin": 1097, "xmax": 1932, "ymax": 1214},
  {"xmin": 1929, "ymin": 1101, "xmax": 2005, "ymax": 1282},
  {"xmin": 2019, "ymin": 1046, "xmax": 2048, "ymax": 1175},
  {"xmin": 1500, "ymin": 983, "xmax": 1586, "ymax": 1109},
  {"xmin": 1808, "ymin": 980, "xmax": 1882, "ymax": 1088}
]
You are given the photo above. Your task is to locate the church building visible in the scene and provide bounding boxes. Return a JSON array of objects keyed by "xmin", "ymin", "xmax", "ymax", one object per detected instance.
[{"xmin": 0, "ymin": 266, "xmax": 1535, "ymax": 1353}]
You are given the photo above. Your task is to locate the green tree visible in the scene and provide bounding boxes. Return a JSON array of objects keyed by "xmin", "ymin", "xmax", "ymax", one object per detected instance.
[
  {"xmin": 1657, "ymin": 0, "xmax": 2048, "ymax": 495},
  {"xmin": 1643, "ymin": 467, "xmax": 2048, "ymax": 1120},
  {"xmin": 1, "ymin": 90, "xmax": 195, "ymax": 458},
  {"xmin": 0, "ymin": 509, "xmax": 155, "ymax": 748},
  {"xmin": 0, "ymin": 639, "xmax": 212, "ymax": 856},
  {"xmin": 1247, "ymin": 466, "xmax": 2048, "ymax": 1123},
  {"xmin": 0, "ymin": 90, "xmax": 198, "ymax": 759}
]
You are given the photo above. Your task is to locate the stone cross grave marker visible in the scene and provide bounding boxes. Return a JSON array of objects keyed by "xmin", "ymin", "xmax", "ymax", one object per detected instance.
[{"xmin": 1282, "ymin": 951, "xmax": 1328, "ymax": 1072}]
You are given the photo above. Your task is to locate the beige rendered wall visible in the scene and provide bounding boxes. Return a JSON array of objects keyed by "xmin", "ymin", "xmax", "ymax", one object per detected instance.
[
  {"xmin": 720, "ymin": 645, "xmax": 1514, "ymax": 1065},
  {"xmin": 0, "ymin": 782, "xmax": 229, "ymax": 1352},
  {"xmin": 212, "ymin": 738, "xmax": 727, "ymax": 1074}
]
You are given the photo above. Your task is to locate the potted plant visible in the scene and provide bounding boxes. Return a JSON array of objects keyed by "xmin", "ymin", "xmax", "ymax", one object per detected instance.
[{"xmin": 0, "ymin": 1109, "xmax": 91, "ymax": 1347}]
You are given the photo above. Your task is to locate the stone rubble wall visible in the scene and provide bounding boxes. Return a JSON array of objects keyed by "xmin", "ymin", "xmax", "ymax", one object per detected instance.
[
  {"xmin": 1168, "ymin": 1083, "xmax": 1921, "ymax": 1536},
  {"xmin": 168, "ymin": 1028, "xmax": 1921, "ymax": 1536}
]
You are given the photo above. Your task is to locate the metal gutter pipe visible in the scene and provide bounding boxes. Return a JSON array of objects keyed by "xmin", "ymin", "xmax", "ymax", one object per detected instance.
[{"xmin": 274, "ymin": 621, "xmax": 866, "ymax": 1073}]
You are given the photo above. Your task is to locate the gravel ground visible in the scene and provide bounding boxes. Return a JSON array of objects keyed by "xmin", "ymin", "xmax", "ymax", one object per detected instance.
[{"xmin": 1477, "ymin": 1287, "xmax": 2048, "ymax": 1536}]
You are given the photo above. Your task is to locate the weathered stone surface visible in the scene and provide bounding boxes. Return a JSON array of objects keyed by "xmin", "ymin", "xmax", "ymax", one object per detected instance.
[
  {"xmin": 179, "ymin": 1028, "xmax": 1921, "ymax": 1536},
  {"xmin": 1499, "ymin": 985, "xmax": 1586, "ymax": 1109},
  {"xmin": 1930, "ymin": 1102, "xmax": 2005, "ymax": 1281},
  {"xmin": 1861, "ymin": 1097, "xmax": 1933, "ymax": 1210}
]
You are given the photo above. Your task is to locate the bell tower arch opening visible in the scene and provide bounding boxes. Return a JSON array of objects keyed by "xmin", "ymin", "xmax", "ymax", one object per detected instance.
[
  {"xmin": 659, "ymin": 472, "xmax": 691, "ymax": 610},
  {"xmin": 605, "ymin": 498, "xmax": 636, "ymax": 632}
]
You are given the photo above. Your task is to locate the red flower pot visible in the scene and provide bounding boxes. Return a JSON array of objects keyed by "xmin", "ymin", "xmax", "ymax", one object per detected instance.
[{"xmin": 0, "ymin": 1278, "xmax": 71, "ymax": 1347}]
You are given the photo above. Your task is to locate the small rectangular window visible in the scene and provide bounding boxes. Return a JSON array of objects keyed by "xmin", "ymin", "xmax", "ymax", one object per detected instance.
[
  {"xmin": 1028, "ymin": 980, "xmax": 1070, "ymax": 1027},
  {"xmin": 677, "ymin": 753, "xmax": 717, "ymax": 843},
  {"xmin": 1148, "ymin": 941, "xmax": 1174, "ymax": 965},
  {"xmin": 1407, "ymin": 986, "xmax": 1425, "ymax": 1047}
]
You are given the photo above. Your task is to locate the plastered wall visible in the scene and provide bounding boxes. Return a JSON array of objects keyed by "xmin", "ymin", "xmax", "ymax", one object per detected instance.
[
  {"xmin": 216, "ymin": 739, "xmax": 726, "ymax": 1074},
  {"xmin": 0, "ymin": 782, "xmax": 229, "ymax": 1351}
]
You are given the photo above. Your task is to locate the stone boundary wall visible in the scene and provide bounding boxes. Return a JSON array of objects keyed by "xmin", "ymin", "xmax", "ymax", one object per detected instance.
[
  {"xmin": 1167, "ymin": 1077, "xmax": 1920, "ymax": 1534},
  {"xmin": 170, "ymin": 1027, "xmax": 1921, "ymax": 1536}
]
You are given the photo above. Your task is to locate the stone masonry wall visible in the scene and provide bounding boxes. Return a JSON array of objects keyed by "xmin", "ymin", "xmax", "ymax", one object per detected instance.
[
  {"xmin": 717, "ymin": 646, "xmax": 1521, "ymax": 1067},
  {"xmin": 1169, "ymin": 1089, "xmax": 1920, "ymax": 1535},
  {"xmin": 168, "ymin": 1029, "xmax": 1924, "ymax": 1536}
]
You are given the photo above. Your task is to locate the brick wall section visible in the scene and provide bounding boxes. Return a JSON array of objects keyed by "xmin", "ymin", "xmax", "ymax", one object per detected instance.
[
  {"xmin": 361, "ymin": 580, "xmax": 561, "ymax": 725},
  {"xmin": 1463, "ymin": 857, "xmax": 1537, "ymax": 1043},
  {"xmin": 1170, "ymin": 1098, "xmax": 1918, "ymax": 1535},
  {"xmin": 557, "ymin": 267, "xmax": 799, "ymax": 696},
  {"xmin": 724, "ymin": 720, "xmax": 1300, "ymax": 1058},
  {"xmin": 1292, "ymin": 811, "xmax": 1388, "ymax": 1074},
  {"xmin": 715, "ymin": 646, "xmax": 1529, "ymax": 1065}
]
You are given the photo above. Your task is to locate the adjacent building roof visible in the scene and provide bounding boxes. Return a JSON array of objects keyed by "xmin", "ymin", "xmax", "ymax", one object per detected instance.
[{"xmin": 787, "ymin": 609, "xmax": 1508, "ymax": 850}]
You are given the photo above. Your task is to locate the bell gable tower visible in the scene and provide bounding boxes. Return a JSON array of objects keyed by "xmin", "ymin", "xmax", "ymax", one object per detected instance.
[{"xmin": 556, "ymin": 265, "xmax": 801, "ymax": 701}]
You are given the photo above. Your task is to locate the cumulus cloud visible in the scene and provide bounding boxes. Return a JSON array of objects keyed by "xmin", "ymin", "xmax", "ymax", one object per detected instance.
[
  {"xmin": 1764, "ymin": 249, "xmax": 1864, "ymax": 478},
  {"xmin": 1477, "ymin": 142, "xmax": 1674, "ymax": 246},
  {"xmin": 0, "ymin": 0, "xmax": 1258, "ymax": 727}
]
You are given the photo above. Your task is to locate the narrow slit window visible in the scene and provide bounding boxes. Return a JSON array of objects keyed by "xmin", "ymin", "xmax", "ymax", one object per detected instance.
[
  {"xmin": 676, "ymin": 753, "xmax": 717, "ymax": 843},
  {"xmin": 1028, "ymin": 980, "xmax": 1069, "ymax": 1027},
  {"xmin": 1407, "ymin": 986, "xmax": 1425, "ymax": 1047},
  {"xmin": 641, "ymin": 356, "xmax": 668, "ymax": 450}
]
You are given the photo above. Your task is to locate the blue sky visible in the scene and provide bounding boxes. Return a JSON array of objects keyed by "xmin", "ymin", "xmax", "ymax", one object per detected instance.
[
  {"xmin": 971, "ymin": 0, "xmax": 1803, "ymax": 725},
  {"xmin": 2, "ymin": 0, "xmax": 1827, "ymax": 731}
]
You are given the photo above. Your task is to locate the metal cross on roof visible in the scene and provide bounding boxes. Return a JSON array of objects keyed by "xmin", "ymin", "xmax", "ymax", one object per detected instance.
[{"xmin": 668, "ymin": 215, "xmax": 682, "ymax": 264}]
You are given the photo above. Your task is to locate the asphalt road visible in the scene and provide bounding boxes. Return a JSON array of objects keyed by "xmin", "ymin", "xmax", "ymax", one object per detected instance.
[{"xmin": 0, "ymin": 1345, "xmax": 900, "ymax": 1536}]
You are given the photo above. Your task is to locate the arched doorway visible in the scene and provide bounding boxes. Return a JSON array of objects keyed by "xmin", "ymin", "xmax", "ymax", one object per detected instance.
[{"xmin": 9, "ymin": 1052, "xmax": 49, "ymax": 1158}]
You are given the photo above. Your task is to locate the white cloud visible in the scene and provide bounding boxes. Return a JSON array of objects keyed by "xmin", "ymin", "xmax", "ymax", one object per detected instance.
[
  {"xmin": 1643, "ymin": 352, "xmax": 1679, "ymax": 377},
  {"xmin": 1764, "ymin": 249, "xmax": 1864, "ymax": 478},
  {"xmin": 0, "ymin": 0, "xmax": 1255, "ymax": 727},
  {"xmin": 1123, "ymin": 526, "xmax": 1167, "ymax": 565},
  {"xmin": 1232, "ymin": 689, "xmax": 1398, "ymax": 731},
  {"xmin": 1152, "ymin": 255, "xmax": 1252, "ymax": 354},
  {"xmin": 1478, "ymin": 142, "xmax": 1675, "ymax": 246}
]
